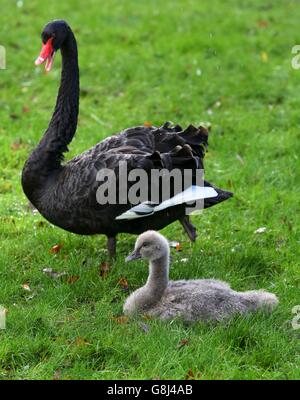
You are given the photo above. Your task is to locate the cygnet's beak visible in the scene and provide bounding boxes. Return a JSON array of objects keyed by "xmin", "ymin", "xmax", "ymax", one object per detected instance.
[{"xmin": 125, "ymin": 249, "xmax": 142, "ymax": 262}]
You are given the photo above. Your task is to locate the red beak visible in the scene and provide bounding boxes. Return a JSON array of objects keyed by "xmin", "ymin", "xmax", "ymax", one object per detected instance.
[{"xmin": 35, "ymin": 37, "xmax": 55, "ymax": 72}]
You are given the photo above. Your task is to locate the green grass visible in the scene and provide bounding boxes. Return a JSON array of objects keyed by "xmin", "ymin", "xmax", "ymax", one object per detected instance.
[{"xmin": 0, "ymin": 0, "xmax": 299, "ymax": 380}]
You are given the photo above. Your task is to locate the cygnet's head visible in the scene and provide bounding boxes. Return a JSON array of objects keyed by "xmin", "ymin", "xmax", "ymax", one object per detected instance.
[{"xmin": 126, "ymin": 231, "xmax": 170, "ymax": 262}]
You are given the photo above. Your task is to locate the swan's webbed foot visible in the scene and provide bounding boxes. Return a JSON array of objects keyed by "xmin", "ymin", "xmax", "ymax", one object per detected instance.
[
  {"xmin": 107, "ymin": 236, "xmax": 117, "ymax": 258},
  {"xmin": 179, "ymin": 216, "xmax": 197, "ymax": 242}
]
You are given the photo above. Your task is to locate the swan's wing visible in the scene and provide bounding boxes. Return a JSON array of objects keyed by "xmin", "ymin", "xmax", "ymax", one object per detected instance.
[
  {"xmin": 63, "ymin": 122, "xmax": 231, "ymax": 220},
  {"xmin": 155, "ymin": 185, "xmax": 217, "ymax": 212},
  {"xmin": 88, "ymin": 122, "xmax": 208, "ymax": 160},
  {"xmin": 115, "ymin": 185, "xmax": 218, "ymax": 220}
]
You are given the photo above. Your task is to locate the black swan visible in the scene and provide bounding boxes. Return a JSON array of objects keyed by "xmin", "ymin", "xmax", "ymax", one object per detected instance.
[
  {"xmin": 22, "ymin": 20, "xmax": 233, "ymax": 257},
  {"xmin": 124, "ymin": 231, "xmax": 278, "ymax": 321}
]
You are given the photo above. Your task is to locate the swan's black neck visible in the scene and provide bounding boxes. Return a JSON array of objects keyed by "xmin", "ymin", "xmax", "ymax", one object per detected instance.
[
  {"xmin": 42, "ymin": 31, "xmax": 79, "ymax": 157},
  {"xmin": 22, "ymin": 29, "xmax": 79, "ymax": 201}
]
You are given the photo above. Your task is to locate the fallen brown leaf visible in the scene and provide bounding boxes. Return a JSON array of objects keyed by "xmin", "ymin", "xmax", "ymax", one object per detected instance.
[
  {"xmin": 177, "ymin": 338, "xmax": 189, "ymax": 348},
  {"xmin": 185, "ymin": 369, "xmax": 194, "ymax": 380},
  {"xmin": 257, "ymin": 19, "xmax": 268, "ymax": 28},
  {"xmin": 22, "ymin": 283, "xmax": 31, "ymax": 291},
  {"xmin": 143, "ymin": 121, "xmax": 152, "ymax": 127},
  {"xmin": 11, "ymin": 141, "xmax": 21, "ymax": 151},
  {"xmin": 185, "ymin": 368, "xmax": 201, "ymax": 380},
  {"xmin": 99, "ymin": 262, "xmax": 110, "ymax": 279},
  {"xmin": 49, "ymin": 244, "xmax": 64, "ymax": 254},
  {"xmin": 74, "ymin": 337, "xmax": 91, "ymax": 346},
  {"xmin": 22, "ymin": 105, "xmax": 30, "ymax": 113},
  {"xmin": 119, "ymin": 277, "xmax": 129, "ymax": 291},
  {"xmin": 113, "ymin": 315, "xmax": 129, "ymax": 324},
  {"xmin": 67, "ymin": 275, "xmax": 80, "ymax": 284},
  {"xmin": 169, "ymin": 241, "xmax": 182, "ymax": 251},
  {"xmin": 175, "ymin": 243, "xmax": 182, "ymax": 251}
]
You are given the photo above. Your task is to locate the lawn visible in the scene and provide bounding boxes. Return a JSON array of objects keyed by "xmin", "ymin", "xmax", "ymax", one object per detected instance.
[{"xmin": 0, "ymin": 0, "xmax": 299, "ymax": 380}]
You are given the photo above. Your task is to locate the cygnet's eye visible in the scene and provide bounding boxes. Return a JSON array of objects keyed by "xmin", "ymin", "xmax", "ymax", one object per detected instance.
[{"xmin": 142, "ymin": 242, "xmax": 150, "ymax": 247}]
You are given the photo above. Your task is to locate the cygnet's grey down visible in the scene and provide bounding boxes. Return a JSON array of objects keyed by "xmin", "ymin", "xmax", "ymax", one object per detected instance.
[{"xmin": 124, "ymin": 231, "xmax": 278, "ymax": 322}]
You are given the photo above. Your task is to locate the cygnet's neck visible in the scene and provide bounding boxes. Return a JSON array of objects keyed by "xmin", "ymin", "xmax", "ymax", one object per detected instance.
[
  {"xmin": 124, "ymin": 243, "xmax": 170, "ymax": 315},
  {"xmin": 144, "ymin": 253, "xmax": 169, "ymax": 297}
]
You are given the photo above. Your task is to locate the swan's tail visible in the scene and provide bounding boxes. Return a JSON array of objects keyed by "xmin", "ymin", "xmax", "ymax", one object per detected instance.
[
  {"xmin": 203, "ymin": 182, "xmax": 233, "ymax": 208},
  {"xmin": 151, "ymin": 123, "xmax": 233, "ymax": 206},
  {"xmin": 241, "ymin": 290, "xmax": 279, "ymax": 312},
  {"xmin": 154, "ymin": 122, "xmax": 208, "ymax": 162}
]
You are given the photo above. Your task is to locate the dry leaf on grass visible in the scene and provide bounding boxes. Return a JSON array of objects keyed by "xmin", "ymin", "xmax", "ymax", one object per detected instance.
[
  {"xmin": 99, "ymin": 262, "xmax": 110, "ymax": 279},
  {"xmin": 185, "ymin": 368, "xmax": 201, "ymax": 380},
  {"xmin": 22, "ymin": 283, "xmax": 31, "ymax": 291},
  {"xmin": 257, "ymin": 20, "xmax": 269, "ymax": 28},
  {"xmin": 113, "ymin": 316, "xmax": 129, "ymax": 324},
  {"xmin": 175, "ymin": 243, "xmax": 182, "ymax": 251},
  {"xmin": 74, "ymin": 337, "xmax": 91, "ymax": 346},
  {"xmin": 49, "ymin": 244, "xmax": 64, "ymax": 254},
  {"xmin": 22, "ymin": 105, "xmax": 30, "ymax": 113},
  {"xmin": 169, "ymin": 241, "xmax": 182, "ymax": 251},
  {"xmin": 118, "ymin": 277, "xmax": 129, "ymax": 291},
  {"xmin": 177, "ymin": 338, "xmax": 189, "ymax": 348},
  {"xmin": 143, "ymin": 121, "xmax": 152, "ymax": 127},
  {"xmin": 67, "ymin": 275, "xmax": 80, "ymax": 284},
  {"xmin": 11, "ymin": 141, "xmax": 21, "ymax": 151}
]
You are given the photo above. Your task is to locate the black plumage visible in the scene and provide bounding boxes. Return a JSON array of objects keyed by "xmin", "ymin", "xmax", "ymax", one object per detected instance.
[{"xmin": 22, "ymin": 20, "xmax": 233, "ymax": 257}]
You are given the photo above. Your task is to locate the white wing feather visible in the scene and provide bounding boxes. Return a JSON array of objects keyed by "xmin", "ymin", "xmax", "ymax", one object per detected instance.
[{"xmin": 115, "ymin": 185, "xmax": 218, "ymax": 220}]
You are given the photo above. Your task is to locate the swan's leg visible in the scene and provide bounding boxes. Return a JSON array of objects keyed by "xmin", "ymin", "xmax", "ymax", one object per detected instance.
[
  {"xmin": 179, "ymin": 216, "xmax": 197, "ymax": 242},
  {"xmin": 107, "ymin": 236, "xmax": 117, "ymax": 258}
]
